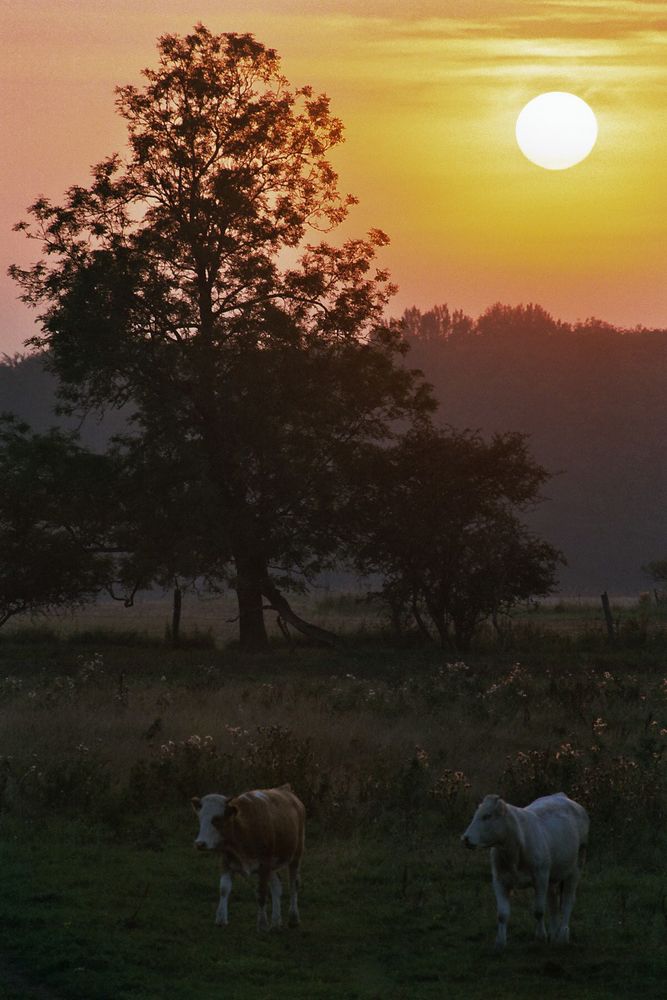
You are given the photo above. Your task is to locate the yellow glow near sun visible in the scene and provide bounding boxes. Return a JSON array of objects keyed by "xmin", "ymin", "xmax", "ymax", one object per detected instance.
[{"xmin": 515, "ymin": 92, "xmax": 598, "ymax": 170}]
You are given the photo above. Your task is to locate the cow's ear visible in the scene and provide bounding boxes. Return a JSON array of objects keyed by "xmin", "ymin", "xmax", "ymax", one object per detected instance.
[
  {"xmin": 225, "ymin": 802, "xmax": 238, "ymax": 819},
  {"xmin": 497, "ymin": 798, "xmax": 507, "ymax": 815},
  {"xmin": 191, "ymin": 796, "xmax": 202, "ymax": 812}
]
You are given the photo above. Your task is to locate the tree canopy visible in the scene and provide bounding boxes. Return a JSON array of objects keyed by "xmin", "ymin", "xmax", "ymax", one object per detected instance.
[
  {"xmin": 11, "ymin": 25, "xmax": 432, "ymax": 648},
  {"xmin": 349, "ymin": 425, "xmax": 563, "ymax": 649},
  {"xmin": 0, "ymin": 417, "xmax": 112, "ymax": 627},
  {"xmin": 644, "ymin": 559, "xmax": 667, "ymax": 588}
]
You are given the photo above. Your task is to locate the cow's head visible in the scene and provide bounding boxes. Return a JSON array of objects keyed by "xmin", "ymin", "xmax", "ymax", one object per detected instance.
[
  {"xmin": 192, "ymin": 793, "xmax": 237, "ymax": 851},
  {"xmin": 461, "ymin": 794, "xmax": 507, "ymax": 849}
]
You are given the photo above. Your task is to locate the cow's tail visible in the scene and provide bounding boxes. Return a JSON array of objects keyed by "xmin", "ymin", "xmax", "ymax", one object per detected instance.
[{"xmin": 578, "ymin": 842, "xmax": 588, "ymax": 869}]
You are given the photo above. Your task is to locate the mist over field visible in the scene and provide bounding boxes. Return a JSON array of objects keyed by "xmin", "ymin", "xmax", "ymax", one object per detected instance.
[
  {"xmin": 402, "ymin": 305, "xmax": 667, "ymax": 595},
  {"xmin": 4, "ymin": 303, "xmax": 665, "ymax": 597}
]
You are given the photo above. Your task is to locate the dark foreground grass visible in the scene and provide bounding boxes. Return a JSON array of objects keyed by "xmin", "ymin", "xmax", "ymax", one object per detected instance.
[
  {"xmin": 2, "ymin": 626, "xmax": 667, "ymax": 998},
  {"xmin": 1, "ymin": 814, "xmax": 666, "ymax": 1000}
]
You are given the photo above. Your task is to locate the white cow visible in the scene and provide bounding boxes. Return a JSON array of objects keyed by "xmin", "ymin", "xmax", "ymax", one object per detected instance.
[
  {"xmin": 462, "ymin": 792, "xmax": 589, "ymax": 949},
  {"xmin": 192, "ymin": 784, "xmax": 305, "ymax": 932}
]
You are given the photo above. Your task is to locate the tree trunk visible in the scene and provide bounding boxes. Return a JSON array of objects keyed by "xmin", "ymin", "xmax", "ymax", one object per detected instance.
[
  {"xmin": 261, "ymin": 579, "xmax": 340, "ymax": 648},
  {"xmin": 423, "ymin": 593, "xmax": 448, "ymax": 648},
  {"xmin": 234, "ymin": 554, "xmax": 340, "ymax": 650},
  {"xmin": 235, "ymin": 552, "xmax": 269, "ymax": 651},
  {"xmin": 411, "ymin": 593, "xmax": 434, "ymax": 643}
]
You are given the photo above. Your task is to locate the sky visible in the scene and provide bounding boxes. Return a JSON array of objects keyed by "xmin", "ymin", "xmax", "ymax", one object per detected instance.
[{"xmin": 2, "ymin": 0, "xmax": 667, "ymax": 355}]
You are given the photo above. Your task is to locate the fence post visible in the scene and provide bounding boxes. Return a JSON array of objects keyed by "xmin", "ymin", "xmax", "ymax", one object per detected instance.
[
  {"xmin": 600, "ymin": 591, "xmax": 615, "ymax": 643},
  {"xmin": 171, "ymin": 585, "xmax": 182, "ymax": 648}
]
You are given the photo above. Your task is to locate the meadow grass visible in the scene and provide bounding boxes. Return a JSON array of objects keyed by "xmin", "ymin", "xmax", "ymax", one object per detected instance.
[
  {"xmin": 1, "ymin": 815, "xmax": 666, "ymax": 1000},
  {"xmin": 1, "ymin": 616, "xmax": 667, "ymax": 998}
]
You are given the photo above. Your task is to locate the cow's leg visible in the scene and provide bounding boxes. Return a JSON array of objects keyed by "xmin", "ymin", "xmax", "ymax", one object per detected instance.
[
  {"xmin": 270, "ymin": 872, "xmax": 283, "ymax": 929},
  {"xmin": 533, "ymin": 869, "xmax": 549, "ymax": 942},
  {"xmin": 215, "ymin": 871, "xmax": 233, "ymax": 927},
  {"xmin": 547, "ymin": 883, "xmax": 562, "ymax": 941},
  {"xmin": 256, "ymin": 864, "xmax": 271, "ymax": 932},
  {"xmin": 288, "ymin": 859, "xmax": 301, "ymax": 928},
  {"xmin": 492, "ymin": 876, "xmax": 511, "ymax": 950},
  {"xmin": 554, "ymin": 870, "xmax": 580, "ymax": 943}
]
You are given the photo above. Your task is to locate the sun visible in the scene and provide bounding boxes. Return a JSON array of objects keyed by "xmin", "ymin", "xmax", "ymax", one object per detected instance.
[{"xmin": 515, "ymin": 92, "xmax": 598, "ymax": 170}]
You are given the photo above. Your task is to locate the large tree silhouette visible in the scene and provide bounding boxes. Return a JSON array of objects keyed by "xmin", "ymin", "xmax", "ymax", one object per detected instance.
[{"xmin": 11, "ymin": 25, "xmax": 431, "ymax": 648}]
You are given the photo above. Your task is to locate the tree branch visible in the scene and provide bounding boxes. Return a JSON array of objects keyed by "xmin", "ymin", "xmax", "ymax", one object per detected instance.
[{"xmin": 261, "ymin": 578, "xmax": 340, "ymax": 648}]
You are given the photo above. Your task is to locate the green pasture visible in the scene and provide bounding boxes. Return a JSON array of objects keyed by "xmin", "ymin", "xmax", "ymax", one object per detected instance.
[
  {"xmin": 1, "ymin": 817, "xmax": 665, "ymax": 1000},
  {"xmin": 1, "ymin": 609, "xmax": 667, "ymax": 998}
]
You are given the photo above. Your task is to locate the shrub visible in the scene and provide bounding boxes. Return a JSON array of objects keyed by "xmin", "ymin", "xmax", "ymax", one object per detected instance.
[
  {"xmin": 128, "ymin": 734, "xmax": 227, "ymax": 806},
  {"xmin": 430, "ymin": 767, "xmax": 472, "ymax": 827},
  {"xmin": 4, "ymin": 745, "xmax": 112, "ymax": 814},
  {"xmin": 575, "ymin": 751, "xmax": 663, "ymax": 825},
  {"xmin": 239, "ymin": 725, "xmax": 321, "ymax": 811},
  {"xmin": 481, "ymin": 662, "xmax": 531, "ymax": 722},
  {"xmin": 501, "ymin": 743, "xmax": 584, "ymax": 804},
  {"xmin": 500, "ymin": 738, "xmax": 666, "ymax": 829}
]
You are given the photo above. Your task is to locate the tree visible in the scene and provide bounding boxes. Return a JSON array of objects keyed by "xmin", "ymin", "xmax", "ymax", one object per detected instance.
[
  {"xmin": 350, "ymin": 426, "xmax": 563, "ymax": 650},
  {"xmin": 643, "ymin": 558, "xmax": 667, "ymax": 604},
  {"xmin": 105, "ymin": 426, "xmax": 242, "ymax": 645},
  {"xmin": 474, "ymin": 302, "xmax": 568, "ymax": 340},
  {"xmin": 401, "ymin": 304, "xmax": 474, "ymax": 344},
  {"xmin": 0, "ymin": 417, "xmax": 112, "ymax": 627},
  {"xmin": 0, "ymin": 415, "xmax": 215, "ymax": 638},
  {"xmin": 644, "ymin": 559, "xmax": 667, "ymax": 585},
  {"xmin": 11, "ymin": 25, "xmax": 432, "ymax": 649}
]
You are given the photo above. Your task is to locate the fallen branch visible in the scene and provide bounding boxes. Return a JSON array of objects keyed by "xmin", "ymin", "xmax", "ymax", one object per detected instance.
[{"xmin": 261, "ymin": 580, "xmax": 340, "ymax": 648}]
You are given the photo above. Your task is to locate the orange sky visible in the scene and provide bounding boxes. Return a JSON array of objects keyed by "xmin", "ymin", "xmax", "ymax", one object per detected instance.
[{"xmin": 2, "ymin": 0, "xmax": 667, "ymax": 354}]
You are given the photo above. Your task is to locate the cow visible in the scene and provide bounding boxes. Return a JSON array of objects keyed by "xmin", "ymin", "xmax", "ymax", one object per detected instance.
[
  {"xmin": 461, "ymin": 792, "xmax": 589, "ymax": 949},
  {"xmin": 192, "ymin": 783, "xmax": 305, "ymax": 932}
]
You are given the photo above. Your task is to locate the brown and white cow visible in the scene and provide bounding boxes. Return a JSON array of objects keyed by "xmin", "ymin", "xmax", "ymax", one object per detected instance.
[{"xmin": 192, "ymin": 783, "xmax": 305, "ymax": 932}]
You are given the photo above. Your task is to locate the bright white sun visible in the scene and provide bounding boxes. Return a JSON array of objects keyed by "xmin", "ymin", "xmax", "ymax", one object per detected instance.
[{"xmin": 515, "ymin": 92, "xmax": 598, "ymax": 170}]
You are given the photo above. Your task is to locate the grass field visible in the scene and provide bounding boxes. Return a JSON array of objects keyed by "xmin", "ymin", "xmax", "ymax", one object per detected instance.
[{"xmin": 1, "ymin": 598, "xmax": 666, "ymax": 999}]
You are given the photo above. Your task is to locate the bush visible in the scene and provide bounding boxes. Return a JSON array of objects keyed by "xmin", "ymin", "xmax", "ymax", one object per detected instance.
[
  {"xmin": 3, "ymin": 746, "xmax": 112, "ymax": 815},
  {"xmin": 500, "ymin": 738, "xmax": 666, "ymax": 829},
  {"xmin": 128, "ymin": 735, "xmax": 228, "ymax": 807}
]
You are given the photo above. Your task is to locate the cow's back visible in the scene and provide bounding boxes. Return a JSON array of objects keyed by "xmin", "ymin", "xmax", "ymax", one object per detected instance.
[
  {"xmin": 526, "ymin": 793, "xmax": 589, "ymax": 874},
  {"xmin": 224, "ymin": 784, "xmax": 305, "ymax": 868}
]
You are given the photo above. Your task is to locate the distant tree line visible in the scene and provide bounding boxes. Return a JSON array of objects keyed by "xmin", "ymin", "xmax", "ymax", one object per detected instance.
[
  {"xmin": 400, "ymin": 303, "xmax": 667, "ymax": 595},
  {"xmin": 1, "ymin": 25, "xmax": 564, "ymax": 650},
  {"xmin": 401, "ymin": 301, "xmax": 667, "ymax": 342}
]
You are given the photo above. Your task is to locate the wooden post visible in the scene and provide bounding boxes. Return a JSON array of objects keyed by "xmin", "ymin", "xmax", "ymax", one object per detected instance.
[
  {"xmin": 600, "ymin": 591, "xmax": 615, "ymax": 643},
  {"xmin": 171, "ymin": 585, "xmax": 182, "ymax": 648}
]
